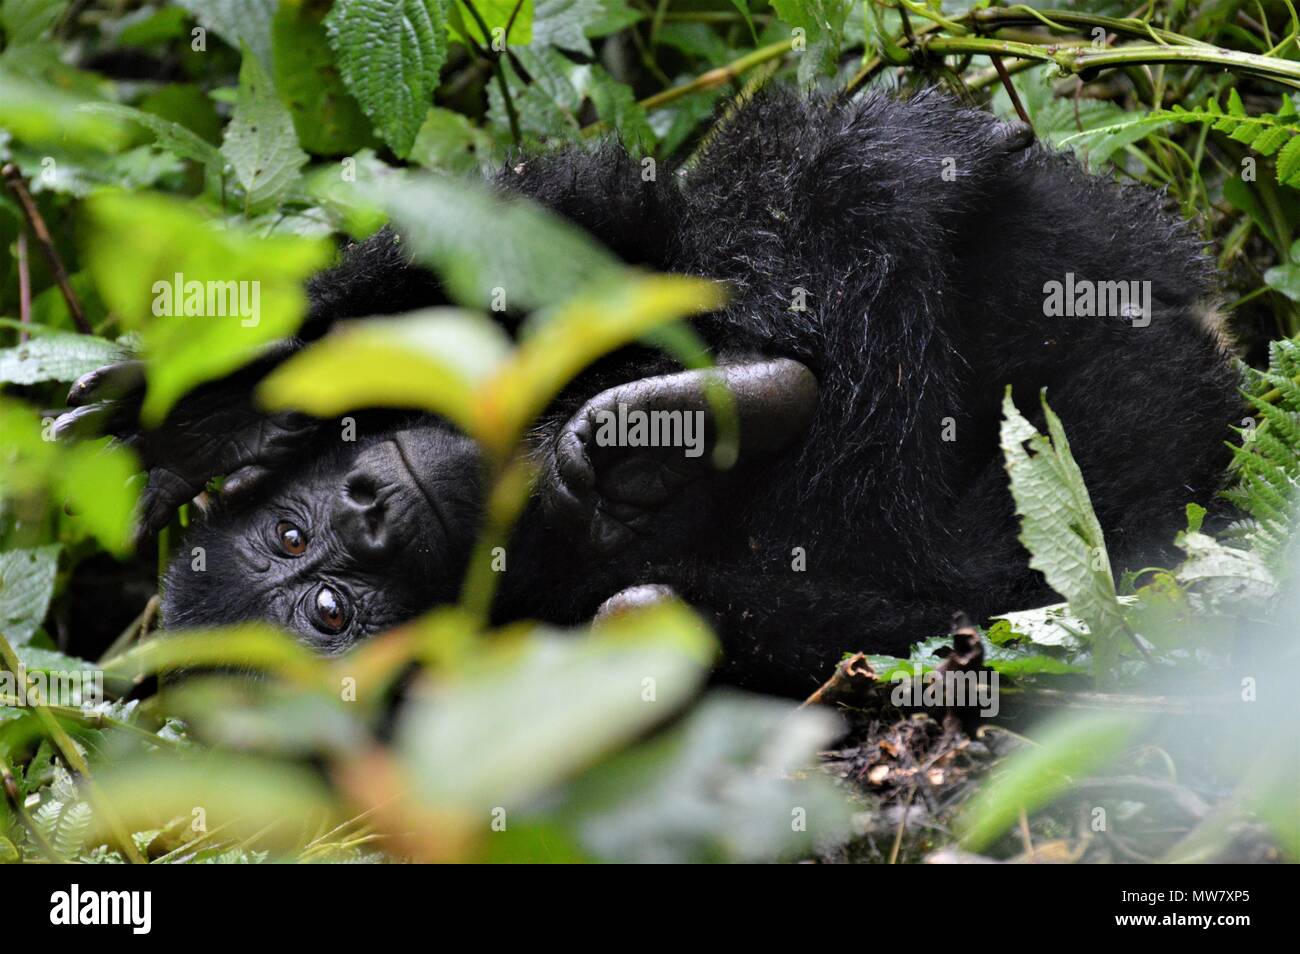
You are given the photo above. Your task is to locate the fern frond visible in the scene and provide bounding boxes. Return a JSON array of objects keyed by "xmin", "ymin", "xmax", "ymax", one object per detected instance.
[{"xmin": 1224, "ymin": 336, "xmax": 1300, "ymax": 564}]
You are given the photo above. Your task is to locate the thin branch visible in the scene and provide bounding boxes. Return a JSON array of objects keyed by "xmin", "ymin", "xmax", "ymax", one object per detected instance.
[
  {"xmin": 991, "ymin": 54, "xmax": 1031, "ymax": 124},
  {"xmin": 639, "ymin": 38, "xmax": 795, "ymax": 112},
  {"xmin": 2, "ymin": 163, "xmax": 91, "ymax": 334},
  {"xmin": 921, "ymin": 35, "xmax": 1300, "ymax": 88},
  {"xmin": 847, "ymin": 6, "xmax": 1300, "ymax": 95},
  {"xmin": 16, "ymin": 230, "xmax": 31, "ymax": 344}
]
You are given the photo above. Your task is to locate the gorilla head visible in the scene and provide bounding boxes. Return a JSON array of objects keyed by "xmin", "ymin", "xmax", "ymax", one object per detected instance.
[{"xmin": 161, "ymin": 423, "xmax": 482, "ymax": 651}]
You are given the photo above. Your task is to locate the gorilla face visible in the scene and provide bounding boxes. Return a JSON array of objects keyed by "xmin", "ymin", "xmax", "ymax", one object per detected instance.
[{"xmin": 162, "ymin": 423, "xmax": 483, "ymax": 652}]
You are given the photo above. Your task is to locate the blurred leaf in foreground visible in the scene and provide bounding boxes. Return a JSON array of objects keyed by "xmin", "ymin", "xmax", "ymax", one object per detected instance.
[
  {"xmin": 80, "ymin": 191, "xmax": 331, "ymax": 424},
  {"xmin": 956, "ymin": 709, "xmax": 1145, "ymax": 852},
  {"xmin": 394, "ymin": 603, "xmax": 716, "ymax": 816},
  {"xmin": 363, "ymin": 171, "xmax": 624, "ymax": 311},
  {"xmin": 259, "ymin": 275, "xmax": 725, "ymax": 458},
  {"xmin": 547, "ymin": 690, "xmax": 853, "ymax": 862},
  {"xmin": 0, "ymin": 400, "xmax": 138, "ymax": 554}
]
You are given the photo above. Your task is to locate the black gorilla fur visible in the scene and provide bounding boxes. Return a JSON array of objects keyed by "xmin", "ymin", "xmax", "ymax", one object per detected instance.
[{"xmin": 80, "ymin": 90, "xmax": 1241, "ymax": 696}]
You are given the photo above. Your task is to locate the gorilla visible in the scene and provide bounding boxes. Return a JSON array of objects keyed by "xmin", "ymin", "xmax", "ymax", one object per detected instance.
[{"xmin": 57, "ymin": 91, "xmax": 1239, "ymax": 696}]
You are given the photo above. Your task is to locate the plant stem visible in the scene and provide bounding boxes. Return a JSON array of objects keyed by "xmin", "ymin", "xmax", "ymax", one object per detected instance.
[
  {"xmin": 1, "ymin": 163, "xmax": 91, "ymax": 334},
  {"xmin": 965, "ymin": 6, "xmax": 1208, "ymax": 47},
  {"xmin": 918, "ymin": 35, "xmax": 1300, "ymax": 88},
  {"xmin": 16, "ymin": 230, "xmax": 30, "ymax": 344},
  {"xmin": 639, "ymin": 38, "xmax": 795, "ymax": 112}
]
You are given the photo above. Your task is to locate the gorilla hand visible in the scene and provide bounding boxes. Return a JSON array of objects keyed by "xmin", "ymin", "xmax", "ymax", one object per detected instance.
[
  {"xmin": 53, "ymin": 351, "xmax": 321, "ymax": 538},
  {"xmin": 540, "ymin": 357, "xmax": 817, "ymax": 555}
]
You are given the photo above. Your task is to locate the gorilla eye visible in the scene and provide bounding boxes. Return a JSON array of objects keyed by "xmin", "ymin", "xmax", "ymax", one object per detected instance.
[
  {"xmin": 312, "ymin": 585, "xmax": 348, "ymax": 634},
  {"xmin": 276, "ymin": 521, "xmax": 308, "ymax": 556}
]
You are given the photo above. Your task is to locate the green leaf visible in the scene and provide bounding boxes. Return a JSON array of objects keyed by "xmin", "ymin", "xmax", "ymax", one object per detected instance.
[
  {"xmin": 957, "ymin": 709, "xmax": 1144, "ymax": 851},
  {"xmin": 92, "ymin": 752, "xmax": 339, "ymax": 849},
  {"xmin": 221, "ymin": 49, "xmax": 309, "ymax": 214},
  {"xmin": 1265, "ymin": 262, "xmax": 1300, "ymax": 302},
  {"xmin": 79, "ymin": 103, "xmax": 223, "ymax": 194},
  {"xmin": 260, "ymin": 271, "xmax": 724, "ymax": 457},
  {"xmin": 583, "ymin": 66, "xmax": 655, "ymax": 156},
  {"xmin": 175, "ymin": 0, "xmax": 277, "ymax": 75},
  {"xmin": 771, "ymin": 0, "xmax": 850, "ymax": 87},
  {"xmin": 1278, "ymin": 135, "xmax": 1300, "ymax": 188},
  {"xmin": 549, "ymin": 690, "xmax": 852, "ymax": 862},
  {"xmin": 455, "ymin": 0, "xmax": 533, "ymax": 46},
  {"xmin": 395, "ymin": 602, "xmax": 716, "ymax": 812},
  {"xmin": 0, "ymin": 333, "xmax": 125, "ymax": 385},
  {"xmin": 325, "ymin": 0, "xmax": 450, "ymax": 158},
  {"xmin": 257, "ymin": 308, "xmax": 513, "ymax": 436},
  {"xmin": 0, "ymin": 67, "xmax": 130, "ymax": 151},
  {"xmin": 1174, "ymin": 531, "xmax": 1277, "ymax": 608},
  {"xmin": 80, "ymin": 190, "xmax": 332, "ymax": 424},
  {"xmin": 990, "ymin": 602, "xmax": 1088, "ymax": 652},
  {"xmin": 0, "ymin": 400, "xmax": 139, "ymax": 555},
  {"xmin": 409, "ymin": 107, "xmax": 494, "ymax": 174},
  {"xmin": 1000, "ymin": 390, "xmax": 1130, "ymax": 681},
  {"xmin": 1, "ymin": 0, "xmax": 68, "ymax": 46},
  {"xmin": 271, "ymin": 0, "xmax": 377, "ymax": 156},
  {"xmin": 34, "ymin": 797, "xmax": 92, "ymax": 859},
  {"xmin": 0, "ymin": 545, "xmax": 60, "ymax": 646},
  {"xmin": 1000, "ymin": 66, "xmax": 1159, "ymax": 169},
  {"xmin": 529, "ymin": 0, "xmax": 603, "ymax": 54},
  {"xmin": 103, "ymin": 624, "xmax": 326, "ymax": 682},
  {"xmin": 365, "ymin": 171, "xmax": 621, "ymax": 310}
]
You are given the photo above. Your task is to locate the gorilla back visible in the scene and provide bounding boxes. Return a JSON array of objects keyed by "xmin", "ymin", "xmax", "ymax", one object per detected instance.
[{"xmin": 67, "ymin": 91, "xmax": 1238, "ymax": 697}]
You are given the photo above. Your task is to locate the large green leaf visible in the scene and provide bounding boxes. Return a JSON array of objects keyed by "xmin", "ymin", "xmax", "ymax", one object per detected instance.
[
  {"xmin": 1, "ymin": 0, "xmax": 67, "ymax": 46},
  {"xmin": 549, "ymin": 691, "xmax": 852, "ymax": 862},
  {"xmin": 259, "ymin": 274, "xmax": 724, "ymax": 457},
  {"xmin": 80, "ymin": 191, "xmax": 331, "ymax": 424},
  {"xmin": 364, "ymin": 171, "xmax": 622, "ymax": 311},
  {"xmin": 175, "ymin": 0, "xmax": 277, "ymax": 75},
  {"xmin": 0, "ymin": 400, "xmax": 139, "ymax": 555},
  {"xmin": 325, "ymin": 0, "xmax": 450, "ymax": 158},
  {"xmin": 1000, "ymin": 390, "xmax": 1130, "ymax": 680},
  {"xmin": 0, "ymin": 67, "xmax": 129, "ymax": 151},
  {"xmin": 271, "ymin": 0, "xmax": 376, "ymax": 156},
  {"xmin": 395, "ymin": 602, "xmax": 716, "ymax": 813},
  {"xmin": 0, "ymin": 545, "xmax": 60, "ymax": 646},
  {"xmin": 81, "ymin": 101, "xmax": 224, "ymax": 196},
  {"xmin": 257, "ymin": 308, "xmax": 512, "ymax": 436},
  {"xmin": 221, "ymin": 50, "xmax": 309, "ymax": 214},
  {"xmin": 0, "ymin": 332, "xmax": 125, "ymax": 385}
]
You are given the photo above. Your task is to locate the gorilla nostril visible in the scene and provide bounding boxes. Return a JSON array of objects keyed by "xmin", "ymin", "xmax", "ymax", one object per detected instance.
[{"xmin": 345, "ymin": 474, "xmax": 378, "ymax": 506}]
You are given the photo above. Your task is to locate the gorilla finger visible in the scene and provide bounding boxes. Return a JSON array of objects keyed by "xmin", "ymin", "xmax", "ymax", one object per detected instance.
[
  {"xmin": 67, "ymin": 360, "xmax": 145, "ymax": 407},
  {"xmin": 137, "ymin": 467, "xmax": 203, "ymax": 538},
  {"xmin": 222, "ymin": 463, "xmax": 273, "ymax": 501},
  {"xmin": 51, "ymin": 400, "xmax": 138, "ymax": 441}
]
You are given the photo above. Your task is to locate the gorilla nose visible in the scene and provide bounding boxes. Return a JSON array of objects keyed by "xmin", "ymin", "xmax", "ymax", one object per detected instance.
[{"xmin": 332, "ymin": 472, "xmax": 396, "ymax": 559}]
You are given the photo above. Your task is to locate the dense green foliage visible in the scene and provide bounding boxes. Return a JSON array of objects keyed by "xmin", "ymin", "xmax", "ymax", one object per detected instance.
[{"xmin": 0, "ymin": 0, "xmax": 1298, "ymax": 864}]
